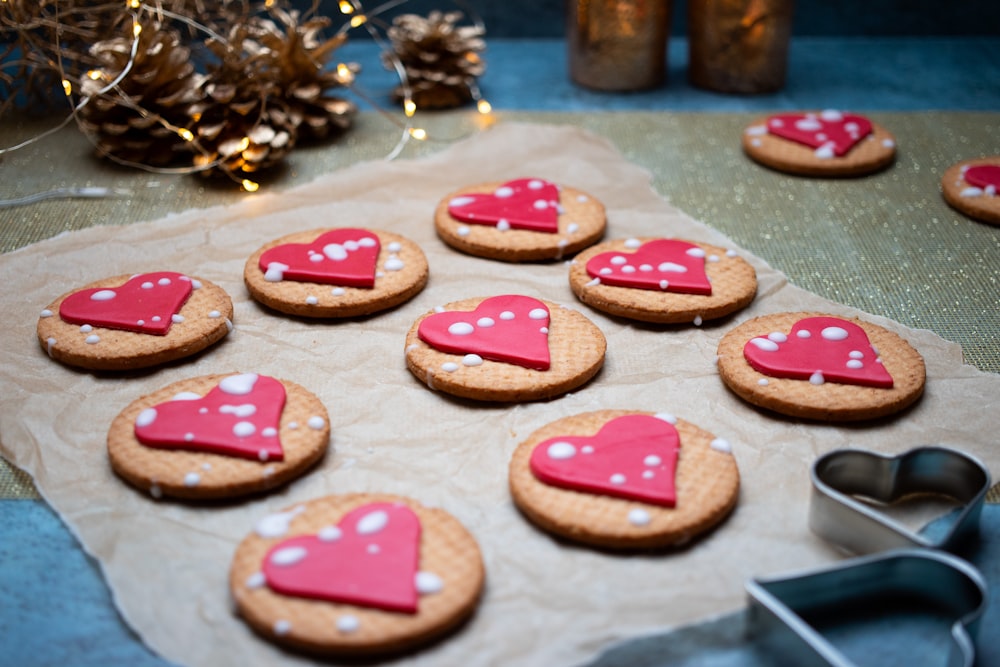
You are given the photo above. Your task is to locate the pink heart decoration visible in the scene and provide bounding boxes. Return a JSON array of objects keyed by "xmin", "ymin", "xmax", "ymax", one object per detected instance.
[
  {"xmin": 59, "ymin": 271, "xmax": 194, "ymax": 335},
  {"xmin": 263, "ymin": 502, "xmax": 422, "ymax": 613},
  {"xmin": 743, "ymin": 316, "xmax": 894, "ymax": 388},
  {"xmin": 530, "ymin": 414, "xmax": 681, "ymax": 507},
  {"xmin": 134, "ymin": 373, "xmax": 287, "ymax": 461},
  {"xmin": 964, "ymin": 165, "xmax": 1000, "ymax": 191},
  {"xmin": 447, "ymin": 178, "xmax": 561, "ymax": 233},
  {"xmin": 418, "ymin": 294, "xmax": 551, "ymax": 370},
  {"xmin": 585, "ymin": 239, "xmax": 712, "ymax": 295},
  {"xmin": 258, "ymin": 228, "xmax": 380, "ymax": 288},
  {"xmin": 766, "ymin": 111, "xmax": 872, "ymax": 157}
]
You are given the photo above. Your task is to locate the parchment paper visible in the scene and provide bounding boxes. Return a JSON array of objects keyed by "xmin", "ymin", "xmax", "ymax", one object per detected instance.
[{"xmin": 1, "ymin": 122, "xmax": 997, "ymax": 667}]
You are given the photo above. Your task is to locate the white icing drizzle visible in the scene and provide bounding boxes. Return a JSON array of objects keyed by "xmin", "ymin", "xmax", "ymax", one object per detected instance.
[{"xmin": 255, "ymin": 505, "xmax": 305, "ymax": 538}]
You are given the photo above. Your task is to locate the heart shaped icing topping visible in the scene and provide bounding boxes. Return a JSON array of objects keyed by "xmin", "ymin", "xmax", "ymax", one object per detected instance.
[
  {"xmin": 766, "ymin": 111, "xmax": 872, "ymax": 158},
  {"xmin": 963, "ymin": 165, "xmax": 1000, "ymax": 192},
  {"xmin": 530, "ymin": 414, "xmax": 681, "ymax": 506},
  {"xmin": 258, "ymin": 228, "xmax": 380, "ymax": 287},
  {"xmin": 743, "ymin": 316, "xmax": 893, "ymax": 388},
  {"xmin": 59, "ymin": 271, "xmax": 194, "ymax": 335},
  {"xmin": 585, "ymin": 239, "xmax": 712, "ymax": 294},
  {"xmin": 134, "ymin": 373, "xmax": 287, "ymax": 461},
  {"xmin": 262, "ymin": 502, "xmax": 422, "ymax": 613},
  {"xmin": 418, "ymin": 295, "xmax": 551, "ymax": 370},
  {"xmin": 447, "ymin": 178, "xmax": 561, "ymax": 233}
]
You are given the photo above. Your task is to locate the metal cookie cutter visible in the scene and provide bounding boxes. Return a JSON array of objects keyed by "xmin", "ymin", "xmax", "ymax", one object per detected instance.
[
  {"xmin": 745, "ymin": 446, "xmax": 992, "ymax": 667},
  {"xmin": 809, "ymin": 446, "xmax": 991, "ymax": 555}
]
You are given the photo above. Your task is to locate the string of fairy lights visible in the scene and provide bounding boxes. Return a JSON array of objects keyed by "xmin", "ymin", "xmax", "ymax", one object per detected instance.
[{"xmin": 0, "ymin": 0, "xmax": 494, "ymax": 196}]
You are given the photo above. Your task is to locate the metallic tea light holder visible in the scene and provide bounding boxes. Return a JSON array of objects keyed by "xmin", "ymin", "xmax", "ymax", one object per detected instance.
[
  {"xmin": 568, "ymin": 0, "xmax": 672, "ymax": 92},
  {"xmin": 688, "ymin": 0, "xmax": 794, "ymax": 94}
]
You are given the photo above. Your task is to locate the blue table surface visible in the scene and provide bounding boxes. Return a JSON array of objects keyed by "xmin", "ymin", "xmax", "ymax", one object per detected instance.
[{"xmin": 2, "ymin": 36, "xmax": 999, "ymax": 667}]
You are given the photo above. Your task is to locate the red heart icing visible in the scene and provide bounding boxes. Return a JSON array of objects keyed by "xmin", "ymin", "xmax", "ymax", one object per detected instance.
[
  {"xmin": 585, "ymin": 239, "xmax": 712, "ymax": 295},
  {"xmin": 964, "ymin": 165, "xmax": 1000, "ymax": 191},
  {"xmin": 59, "ymin": 271, "xmax": 194, "ymax": 335},
  {"xmin": 263, "ymin": 502, "xmax": 422, "ymax": 613},
  {"xmin": 766, "ymin": 111, "xmax": 872, "ymax": 157},
  {"xmin": 530, "ymin": 414, "xmax": 681, "ymax": 507},
  {"xmin": 134, "ymin": 373, "xmax": 287, "ymax": 461},
  {"xmin": 447, "ymin": 178, "xmax": 561, "ymax": 233},
  {"xmin": 258, "ymin": 228, "xmax": 380, "ymax": 288},
  {"xmin": 418, "ymin": 294, "xmax": 551, "ymax": 370},
  {"xmin": 742, "ymin": 316, "xmax": 893, "ymax": 388}
]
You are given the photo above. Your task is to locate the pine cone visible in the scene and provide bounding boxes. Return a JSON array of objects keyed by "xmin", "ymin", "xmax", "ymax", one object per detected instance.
[
  {"xmin": 186, "ymin": 22, "xmax": 297, "ymax": 178},
  {"xmin": 249, "ymin": 7, "xmax": 358, "ymax": 141},
  {"xmin": 78, "ymin": 19, "xmax": 203, "ymax": 167},
  {"xmin": 382, "ymin": 11, "xmax": 486, "ymax": 110}
]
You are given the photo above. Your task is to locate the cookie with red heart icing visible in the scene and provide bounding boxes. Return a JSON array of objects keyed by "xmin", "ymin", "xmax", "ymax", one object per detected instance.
[
  {"xmin": 717, "ymin": 311, "xmax": 925, "ymax": 421},
  {"xmin": 244, "ymin": 228, "xmax": 428, "ymax": 318},
  {"xmin": 404, "ymin": 294, "xmax": 606, "ymax": 402},
  {"xmin": 229, "ymin": 493, "xmax": 484, "ymax": 657},
  {"xmin": 569, "ymin": 237, "xmax": 757, "ymax": 324},
  {"xmin": 434, "ymin": 178, "xmax": 606, "ymax": 262},
  {"xmin": 509, "ymin": 410, "xmax": 740, "ymax": 549},
  {"xmin": 742, "ymin": 110, "xmax": 896, "ymax": 177},
  {"xmin": 36, "ymin": 271, "xmax": 233, "ymax": 371},
  {"xmin": 941, "ymin": 156, "xmax": 1000, "ymax": 226},
  {"xmin": 107, "ymin": 373, "xmax": 329, "ymax": 499}
]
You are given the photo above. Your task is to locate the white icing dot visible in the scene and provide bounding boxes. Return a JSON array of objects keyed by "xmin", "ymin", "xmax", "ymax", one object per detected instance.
[
  {"xmin": 611, "ymin": 255, "xmax": 627, "ymax": 265},
  {"xmin": 795, "ymin": 116, "xmax": 823, "ymax": 131},
  {"xmin": 749, "ymin": 337, "xmax": 779, "ymax": 352},
  {"xmin": 85, "ymin": 335, "xmax": 100, "ymax": 344},
  {"xmin": 149, "ymin": 483, "xmax": 162, "ymax": 499},
  {"xmin": 151, "ymin": 316, "xmax": 161, "ymax": 322},
  {"xmin": 136, "ymin": 408, "xmax": 157, "ymax": 427},
  {"xmin": 441, "ymin": 362, "xmax": 459, "ymax": 372},
  {"xmin": 496, "ymin": 219, "xmax": 511, "ymax": 231},
  {"xmin": 245, "ymin": 571, "xmax": 266, "ymax": 589},
  {"xmin": 477, "ymin": 317, "xmax": 495, "ymax": 328},
  {"xmin": 815, "ymin": 143, "xmax": 836, "ymax": 159},
  {"xmin": 274, "ymin": 620, "xmax": 291, "ymax": 636},
  {"xmin": 849, "ymin": 350, "xmax": 865, "ymax": 359},
  {"xmin": 745, "ymin": 124, "xmax": 768, "ymax": 136},
  {"xmin": 882, "ymin": 138, "xmax": 896, "ymax": 148},
  {"xmin": 820, "ymin": 109, "xmax": 844, "ymax": 122},
  {"xmin": 457, "ymin": 226, "xmax": 471, "ymax": 237},
  {"xmin": 494, "ymin": 186, "xmax": 514, "ymax": 198},
  {"xmin": 387, "ymin": 241, "xmax": 402, "ymax": 252},
  {"xmin": 318, "ymin": 526, "xmax": 342, "ymax": 542},
  {"xmin": 40, "ymin": 309, "xmax": 53, "ymax": 318},
  {"xmin": 810, "ymin": 371, "xmax": 826, "ymax": 385},
  {"xmin": 415, "ymin": 571, "xmax": 444, "ymax": 595},
  {"xmin": 158, "ymin": 278, "xmax": 171, "ymax": 286},
  {"xmin": 567, "ymin": 223, "xmax": 580, "ymax": 234},
  {"xmin": 184, "ymin": 472, "xmax": 200, "ymax": 487},
  {"xmin": 384, "ymin": 257, "xmax": 404, "ymax": 271},
  {"xmin": 331, "ymin": 287, "xmax": 345, "ymax": 296},
  {"xmin": 337, "ymin": 615, "xmax": 360, "ymax": 633},
  {"xmin": 767, "ymin": 332, "xmax": 788, "ymax": 343},
  {"xmin": 270, "ymin": 546, "xmax": 308, "ymax": 566},
  {"xmin": 208, "ymin": 310, "xmax": 221, "ymax": 318},
  {"xmin": 644, "ymin": 455, "xmax": 662, "ymax": 466},
  {"xmin": 184, "ymin": 433, "xmax": 194, "ymax": 442},
  {"xmin": 448, "ymin": 322, "xmax": 475, "ymax": 336},
  {"xmin": 846, "ymin": 360, "xmax": 864, "ymax": 369},
  {"xmin": 693, "ymin": 316, "xmax": 703, "ymax": 327},
  {"xmin": 262, "ymin": 427, "xmax": 277, "ymax": 438},
  {"xmin": 628, "ymin": 508, "xmax": 651, "ymax": 526},
  {"xmin": 655, "ymin": 412, "xmax": 677, "ymax": 424},
  {"xmin": 356, "ymin": 510, "xmax": 389, "ymax": 535},
  {"xmin": 532, "ymin": 199, "xmax": 548, "ymax": 210},
  {"xmin": 528, "ymin": 308, "xmax": 548, "ymax": 320},
  {"xmin": 462, "ymin": 354, "xmax": 483, "ymax": 366},
  {"xmin": 324, "ymin": 243, "xmax": 348, "ymax": 261},
  {"xmin": 797, "ymin": 329, "xmax": 812, "ymax": 338},
  {"xmin": 264, "ymin": 262, "xmax": 288, "ymax": 282},
  {"xmin": 307, "ymin": 416, "xmax": 326, "ymax": 430},
  {"xmin": 686, "ymin": 247, "xmax": 706, "ymax": 259},
  {"xmin": 711, "ymin": 438, "xmax": 732, "ymax": 453},
  {"xmin": 220, "ymin": 373, "xmax": 258, "ymax": 395},
  {"xmin": 79, "ymin": 324, "xmax": 93, "ymax": 333},
  {"xmin": 233, "ymin": 422, "xmax": 256, "ymax": 438},
  {"xmin": 658, "ymin": 261, "xmax": 687, "ymax": 273},
  {"xmin": 255, "ymin": 506, "xmax": 305, "ymax": 538},
  {"xmin": 499, "ymin": 310, "xmax": 515, "ymax": 320},
  {"xmin": 547, "ymin": 442, "xmax": 576, "ymax": 460},
  {"xmin": 171, "ymin": 314, "xmax": 184, "ymax": 323},
  {"xmin": 758, "ymin": 378, "xmax": 769, "ymax": 386},
  {"xmin": 610, "ymin": 473, "xmax": 626, "ymax": 485},
  {"xmin": 821, "ymin": 326, "xmax": 849, "ymax": 341},
  {"xmin": 141, "ymin": 282, "xmax": 154, "ymax": 289},
  {"xmin": 622, "ymin": 265, "xmax": 636, "ymax": 274},
  {"xmin": 581, "ymin": 445, "xmax": 595, "ymax": 454},
  {"xmin": 642, "ymin": 470, "xmax": 655, "ymax": 479},
  {"xmin": 258, "ymin": 450, "xmax": 269, "ymax": 462},
  {"xmin": 220, "ymin": 404, "xmax": 256, "ymax": 417},
  {"xmin": 90, "ymin": 289, "xmax": 117, "ymax": 301},
  {"xmin": 367, "ymin": 544, "xmax": 380, "ymax": 554},
  {"xmin": 305, "ymin": 296, "xmax": 319, "ymax": 305}
]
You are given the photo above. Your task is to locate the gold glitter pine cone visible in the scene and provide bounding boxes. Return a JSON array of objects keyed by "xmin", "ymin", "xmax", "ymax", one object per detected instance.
[
  {"xmin": 382, "ymin": 10, "xmax": 486, "ymax": 110},
  {"xmin": 78, "ymin": 20, "xmax": 204, "ymax": 167}
]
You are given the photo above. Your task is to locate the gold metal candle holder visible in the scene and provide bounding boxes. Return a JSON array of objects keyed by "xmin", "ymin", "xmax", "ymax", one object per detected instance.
[
  {"xmin": 688, "ymin": 0, "xmax": 794, "ymax": 94},
  {"xmin": 568, "ymin": 0, "xmax": 672, "ymax": 92}
]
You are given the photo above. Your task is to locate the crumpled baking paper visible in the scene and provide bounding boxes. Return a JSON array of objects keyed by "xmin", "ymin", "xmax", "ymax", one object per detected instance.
[{"xmin": 1, "ymin": 122, "xmax": 996, "ymax": 667}]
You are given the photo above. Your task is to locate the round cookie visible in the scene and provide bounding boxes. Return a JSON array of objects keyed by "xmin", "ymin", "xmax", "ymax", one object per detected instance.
[
  {"xmin": 37, "ymin": 271, "xmax": 233, "ymax": 371},
  {"xmin": 716, "ymin": 311, "xmax": 925, "ymax": 421},
  {"xmin": 941, "ymin": 156, "xmax": 1000, "ymax": 226},
  {"xmin": 108, "ymin": 372, "xmax": 329, "ymax": 500},
  {"xmin": 229, "ymin": 493, "xmax": 484, "ymax": 657},
  {"xmin": 742, "ymin": 111, "xmax": 896, "ymax": 177},
  {"xmin": 509, "ymin": 410, "xmax": 740, "ymax": 550},
  {"xmin": 434, "ymin": 177, "xmax": 606, "ymax": 262},
  {"xmin": 569, "ymin": 237, "xmax": 757, "ymax": 324},
  {"xmin": 404, "ymin": 294, "xmax": 606, "ymax": 402},
  {"xmin": 244, "ymin": 228, "xmax": 428, "ymax": 318}
]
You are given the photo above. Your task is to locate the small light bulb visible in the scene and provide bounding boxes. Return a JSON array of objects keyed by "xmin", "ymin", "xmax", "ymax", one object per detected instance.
[
  {"xmin": 177, "ymin": 128, "xmax": 194, "ymax": 141},
  {"xmin": 336, "ymin": 63, "xmax": 355, "ymax": 84},
  {"xmin": 242, "ymin": 179, "xmax": 259, "ymax": 192},
  {"xmin": 409, "ymin": 128, "xmax": 428, "ymax": 141},
  {"xmin": 61, "ymin": 79, "xmax": 72, "ymax": 96},
  {"xmin": 87, "ymin": 69, "xmax": 103, "ymax": 81},
  {"xmin": 404, "ymin": 100, "xmax": 417, "ymax": 117},
  {"xmin": 338, "ymin": 0, "xmax": 354, "ymax": 14},
  {"xmin": 127, "ymin": 0, "xmax": 140, "ymax": 8},
  {"xmin": 238, "ymin": 137, "xmax": 251, "ymax": 152},
  {"xmin": 350, "ymin": 14, "xmax": 367, "ymax": 28},
  {"xmin": 133, "ymin": 22, "xmax": 142, "ymax": 37},
  {"xmin": 477, "ymin": 100, "xmax": 492, "ymax": 114}
]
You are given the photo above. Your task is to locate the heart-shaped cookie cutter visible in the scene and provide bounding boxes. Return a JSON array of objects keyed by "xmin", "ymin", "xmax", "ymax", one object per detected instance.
[
  {"xmin": 809, "ymin": 446, "xmax": 991, "ymax": 555},
  {"xmin": 746, "ymin": 548, "xmax": 988, "ymax": 667},
  {"xmin": 745, "ymin": 446, "xmax": 992, "ymax": 666}
]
